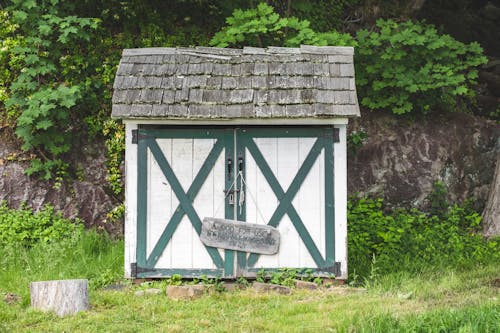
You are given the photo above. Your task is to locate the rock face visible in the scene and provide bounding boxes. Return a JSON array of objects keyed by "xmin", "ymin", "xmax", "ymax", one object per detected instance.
[
  {"xmin": 0, "ymin": 129, "xmax": 121, "ymax": 235},
  {"xmin": 1, "ymin": 110, "xmax": 498, "ymax": 237},
  {"xmin": 348, "ymin": 111, "xmax": 500, "ymax": 211}
]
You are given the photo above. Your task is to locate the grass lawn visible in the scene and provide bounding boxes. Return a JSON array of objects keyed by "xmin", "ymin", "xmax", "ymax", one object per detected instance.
[{"xmin": 1, "ymin": 262, "xmax": 498, "ymax": 332}]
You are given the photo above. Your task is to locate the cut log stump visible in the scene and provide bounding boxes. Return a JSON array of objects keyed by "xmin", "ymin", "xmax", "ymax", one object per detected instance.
[{"xmin": 30, "ymin": 279, "xmax": 89, "ymax": 316}]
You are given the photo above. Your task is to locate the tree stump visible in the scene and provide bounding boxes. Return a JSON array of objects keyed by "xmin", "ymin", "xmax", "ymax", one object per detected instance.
[{"xmin": 30, "ymin": 279, "xmax": 89, "ymax": 316}]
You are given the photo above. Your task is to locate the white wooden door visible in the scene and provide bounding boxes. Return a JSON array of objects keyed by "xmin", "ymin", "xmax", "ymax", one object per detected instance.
[{"xmin": 235, "ymin": 127, "xmax": 339, "ymax": 276}]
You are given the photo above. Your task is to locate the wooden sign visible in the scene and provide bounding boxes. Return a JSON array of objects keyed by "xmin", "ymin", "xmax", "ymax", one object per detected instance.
[{"xmin": 200, "ymin": 217, "xmax": 280, "ymax": 255}]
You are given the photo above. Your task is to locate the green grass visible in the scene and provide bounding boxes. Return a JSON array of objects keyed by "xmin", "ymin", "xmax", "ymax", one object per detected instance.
[
  {"xmin": 0, "ymin": 231, "xmax": 498, "ymax": 332},
  {"xmin": 0, "ymin": 209, "xmax": 498, "ymax": 333},
  {"xmin": 0, "ymin": 230, "xmax": 123, "ymax": 305},
  {"xmin": 0, "ymin": 273, "xmax": 498, "ymax": 332}
]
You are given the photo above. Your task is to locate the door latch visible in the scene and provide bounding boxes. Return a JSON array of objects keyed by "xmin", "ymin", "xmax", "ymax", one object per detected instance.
[
  {"xmin": 224, "ymin": 189, "xmax": 239, "ymax": 206},
  {"xmin": 227, "ymin": 157, "xmax": 232, "ymax": 180}
]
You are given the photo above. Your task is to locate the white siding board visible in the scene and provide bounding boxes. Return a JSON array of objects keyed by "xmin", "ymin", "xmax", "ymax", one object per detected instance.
[
  {"xmin": 124, "ymin": 123, "xmax": 138, "ymax": 278},
  {"xmin": 245, "ymin": 143, "xmax": 278, "ymax": 225},
  {"xmin": 276, "ymin": 216, "xmax": 299, "ymax": 267},
  {"xmin": 146, "ymin": 146, "xmax": 170, "ymax": 257},
  {"xmin": 296, "ymin": 150, "xmax": 325, "ymax": 265},
  {"xmin": 170, "ymin": 216, "xmax": 194, "ymax": 268},
  {"xmin": 334, "ymin": 124, "xmax": 348, "ymax": 279},
  {"xmin": 245, "ymin": 146, "xmax": 259, "ymax": 225},
  {"xmin": 275, "ymin": 137, "xmax": 301, "ymax": 266},
  {"xmin": 192, "ymin": 147, "xmax": 225, "ymax": 269},
  {"xmin": 171, "ymin": 138, "xmax": 194, "ymax": 193},
  {"xmin": 169, "ymin": 139, "xmax": 194, "ymax": 268},
  {"xmin": 150, "ymin": 138, "xmax": 175, "ymax": 268},
  {"xmin": 246, "ymin": 149, "xmax": 278, "ymax": 267}
]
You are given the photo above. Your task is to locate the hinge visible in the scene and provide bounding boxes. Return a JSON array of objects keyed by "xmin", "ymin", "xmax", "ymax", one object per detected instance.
[
  {"xmin": 131, "ymin": 263, "xmax": 137, "ymax": 278},
  {"xmin": 131, "ymin": 130, "xmax": 138, "ymax": 144},
  {"xmin": 131, "ymin": 263, "xmax": 155, "ymax": 277},
  {"xmin": 317, "ymin": 262, "xmax": 342, "ymax": 277},
  {"xmin": 321, "ymin": 128, "xmax": 340, "ymax": 143},
  {"xmin": 131, "ymin": 130, "xmax": 152, "ymax": 144},
  {"xmin": 333, "ymin": 128, "xmax": 339, "ymax": 143}
]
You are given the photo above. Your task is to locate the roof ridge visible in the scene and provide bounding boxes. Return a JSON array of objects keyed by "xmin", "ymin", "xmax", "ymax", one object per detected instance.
[{"xmin": 122, "ymin": 45, "xmax": 354, "ymax": 57}]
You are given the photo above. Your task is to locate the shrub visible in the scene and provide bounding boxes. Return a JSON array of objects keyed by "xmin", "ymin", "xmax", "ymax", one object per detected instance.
[
  {"xmin": 1, "ymin": 1, "xmax": 99, "ymax": 179},
  {"xmin": 355, "ymin": 19, "xmax": 488, "ymax": 114},
  {"xmin": 348, "ymin": 196, "xmax": 499, "ymax": 278},
  {"xmin": 210, "ymin": 2, "xmax": 355, "ymax": 48},
  {"xmin": 0, "ymin": 202, "xmax": 82, "ymax": 248}
]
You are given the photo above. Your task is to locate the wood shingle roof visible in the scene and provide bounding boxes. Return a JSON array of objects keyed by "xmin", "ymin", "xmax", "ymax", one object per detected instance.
[{"xmin": 111, "ymin": 45, "xmax": 360, "ymax": 119}]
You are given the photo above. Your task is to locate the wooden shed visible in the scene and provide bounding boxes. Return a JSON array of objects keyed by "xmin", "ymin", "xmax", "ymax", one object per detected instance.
[{"xmin": 111, "ymin": 45, "xmax": 360, "ymax": 280}]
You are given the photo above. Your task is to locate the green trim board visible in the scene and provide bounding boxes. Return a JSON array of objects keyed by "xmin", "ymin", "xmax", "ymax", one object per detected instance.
[
  {"xmin": 135, "ymin": 126, "xmax": 337, "ymax": 278},
  {"xmin": 136, "ymin": 134, "xmax": 149, "ymax": 270},
  {"xmin": 224, "ymin": 129, "xmax": 235, "ymax": 277},
  {"xmin": 236, "ymin": 133, "xmax": 247, "ymax": 272},
  {"xmin": 246, "ymin": 263, "xmax": 341, "ymax": 277},
  {"xmin": 323, "ymin": 130, "xmax": 336, "ymax": 265},
  {"xmin": 136, "ymin": 268, "xmax": 224, "ymax": 278}
]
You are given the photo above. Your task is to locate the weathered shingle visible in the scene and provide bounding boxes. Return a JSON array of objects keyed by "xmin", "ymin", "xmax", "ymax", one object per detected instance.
[
  {"xmin": 112, "ymin": 46, "xmax": 360, "ymax": 119},
  {"xmin": 286, "ymin": 104, "xmax": 313, "ymax": 116},
  {"xmin": 139, "ymin": 89, "xmax": 163, "ymax": 103},
  {"xmin": 254, "ymin": 63, "xmax": 269, "ymax": 75}
]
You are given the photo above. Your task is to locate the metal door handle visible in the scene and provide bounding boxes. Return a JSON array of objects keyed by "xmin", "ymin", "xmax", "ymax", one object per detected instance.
[
  {"xmin": 227, "ymin": 158, "xmax": 232, "ymax": 180},
  {"xmin": 238, "ymin": 155, "xmax": 243, "ymax": 172}
]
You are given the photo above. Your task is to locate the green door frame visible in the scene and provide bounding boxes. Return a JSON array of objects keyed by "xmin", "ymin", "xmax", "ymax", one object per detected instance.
[{"xmin": 134, "ymin": 126, "xmax": 337, "ymax": 278}]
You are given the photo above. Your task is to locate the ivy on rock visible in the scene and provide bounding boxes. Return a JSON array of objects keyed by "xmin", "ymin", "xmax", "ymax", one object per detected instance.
[{"xmin": 3, "ymin": 0, "xmax": 98, "ymax": 179}]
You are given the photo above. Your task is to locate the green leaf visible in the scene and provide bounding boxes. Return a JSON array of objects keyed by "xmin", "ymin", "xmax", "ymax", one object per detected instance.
[
  {"xmin": 453, "ymin": 86, "xmax": 468, "ymax": 95},
  {"xmin": 38, "ymin": 24, "xmax": 52, "ymax": 36},
  {"xmin": 22, "ymin": 0, "xmax": 37, "ymax": 9},
  {"xmin": 35, "ymin": 119, "xmax": 53, "ymax": 130},
  {"xmin": 24, "ymin": 54, "xmax": 40, "ymax": 65},
  {"xmin": 12, "ymin": 11, "xmax": 28, "ymax": 22}
]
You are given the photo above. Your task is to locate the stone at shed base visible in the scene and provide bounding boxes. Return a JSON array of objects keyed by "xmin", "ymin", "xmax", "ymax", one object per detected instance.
[
  {"xmin": 135, "ymin": 288, "xmax": 162, "ymax": 296},
  {"xmin": 30, "ymin": 279, "xmax": 89, "ymax": 317},
  {"xmin": 166, "ymin": 285, "xmax": 206, "ymax": 300},
  {"xmin": 294, "ymin": 280, "xmax": 318, "ymax": 290},
  {"xmin": 252, "ymin": 282, "xmax": 292, "ymax": 295}
]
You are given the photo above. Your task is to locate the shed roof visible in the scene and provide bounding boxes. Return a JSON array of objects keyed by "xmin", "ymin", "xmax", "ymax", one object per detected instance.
[{"xmin": 111, "ymin": 45, "xmax": 360, "ymax": 119}]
